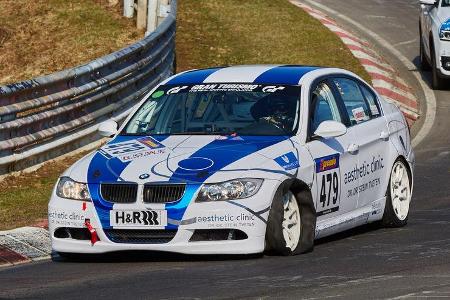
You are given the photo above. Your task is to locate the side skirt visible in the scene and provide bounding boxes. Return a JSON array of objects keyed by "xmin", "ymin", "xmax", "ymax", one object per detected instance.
[{"xmin": 315, "ymin": 197, "xmax": 386, "ymax": 239}]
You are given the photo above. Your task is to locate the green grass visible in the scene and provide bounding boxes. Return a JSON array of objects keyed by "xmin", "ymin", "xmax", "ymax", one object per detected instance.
[
  {"xmin": 0, "ymin": 0, "xmax": 369, "ymax": 230},
  {"xmin": 0, "ymin": 0, "xmax": 143, "ymax": 85},
  {"xmin": 0, "ymin": 152, "xmax": 88, "ymax": 230},
  {"xmin": 176, "ymin": 0, "xmax": 369, "ymax": 81}
]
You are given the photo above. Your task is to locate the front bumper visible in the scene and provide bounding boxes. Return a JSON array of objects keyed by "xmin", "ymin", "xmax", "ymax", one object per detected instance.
[
  {"xmin": 437, "ymin": 40, "xmax": 450, "ymax": 77},
  {"xmin": 48, "ymin": 180, "xmax": 280, "ymax": 255}
]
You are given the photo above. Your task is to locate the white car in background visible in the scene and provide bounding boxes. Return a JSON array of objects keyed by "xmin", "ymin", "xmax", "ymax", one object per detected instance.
[
  {"xmin": 420, "ymin": 0, "xmax": 450, "ymax": 89},
  {"xmin": 48, "ymin": 65, "xmax": 414, "ymax": 257}
]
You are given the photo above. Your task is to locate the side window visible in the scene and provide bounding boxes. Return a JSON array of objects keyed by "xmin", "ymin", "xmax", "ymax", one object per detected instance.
[
  {"xmin": 310, "ymin": 81, "xmax": 342, "ymax": 133},
  {"xmin": 360, "ymin": 85, "xmax": 381, "ymax": 117},
  {"xmin": 332, "ymin": 78, "xmax": 371, "ymax": 125}
]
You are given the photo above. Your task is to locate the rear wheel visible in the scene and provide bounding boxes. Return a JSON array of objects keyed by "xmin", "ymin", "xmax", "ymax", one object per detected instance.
[
  {"xmin": 266, "ymin": 184, "xmax": 315, "ymax": 256},
  {"xmin": 382, "ymin": 159, "xmax": 412, "ymax": 227}
]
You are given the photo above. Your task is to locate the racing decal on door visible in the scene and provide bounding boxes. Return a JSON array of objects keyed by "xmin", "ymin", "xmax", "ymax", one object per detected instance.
[
  {"xmin": 274, "ymin": 152, "xmax": 300, "ymax": 170},
  {"xmin": 315, "ymin": 154, "xmax": 340, "ymax": 216}
]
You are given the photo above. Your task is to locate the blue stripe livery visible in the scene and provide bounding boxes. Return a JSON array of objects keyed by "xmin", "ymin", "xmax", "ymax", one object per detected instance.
[
  {"xmin": 164, "ymin": 136, "xmax": 289, "ymax": 226},
  {"xmin": 87, "ymin": 135, "xmax": 168, "ymax": 229},
  {"xmin": 254, "ymin": 66, "xmax": 319, "ymax": 85},
  {"xmin": 166, "ymin": 68, "xmax": 223, "ymax": 85}
]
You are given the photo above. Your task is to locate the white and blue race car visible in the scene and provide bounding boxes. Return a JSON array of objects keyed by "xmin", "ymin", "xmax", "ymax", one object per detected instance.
[
  {"xmin": 420, "ymin": 0, "xmax": 450, "ymax": 89},
  {"xmin": 48, "ymin": 65, "xmax": 414, "ymax": 256}
]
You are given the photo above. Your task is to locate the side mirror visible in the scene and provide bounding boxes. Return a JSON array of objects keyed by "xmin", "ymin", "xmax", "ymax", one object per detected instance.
[
  {"xmin": 314, "ymin": 120, "xmax": 347, "ymax": 138},
  {"xmin": 420, "ymin": 0, "xmax": 436, "ymax": 5},
  {"xmin": 98, "ymin": 120, "xmax": 118, "ymax": 137}
]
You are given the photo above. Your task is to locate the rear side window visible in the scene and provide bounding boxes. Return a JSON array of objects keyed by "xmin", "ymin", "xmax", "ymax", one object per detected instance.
[
  {"xmin": 360, "ymin": 85, "xmax": 381, "ymax": 117},
  {"xmin": 332, "ymin": 78, "xmax": 371, "ymax": 125}
]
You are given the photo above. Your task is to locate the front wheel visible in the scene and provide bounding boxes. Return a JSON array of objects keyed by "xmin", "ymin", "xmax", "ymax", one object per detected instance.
[
  {"xmin": 431, "ymin": 46, "xmax": 446, "ymax": 90},
  {"xmin": 419, "ymin": 28, "xmax": 431, "ymax": 71},
  {"xmin": 266, "ymin": 186, "xmax": 315, "ymax": 256},
  {"xmin": 382, "ymin": 159, "xmax": 412, "ymax": 227}
]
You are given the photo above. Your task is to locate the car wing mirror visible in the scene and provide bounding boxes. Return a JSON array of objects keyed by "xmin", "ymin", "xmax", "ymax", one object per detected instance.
[
  {"xmin": 314, "ymin": 120, "xmax": 347, "ymax": 139},
  {"xmin": 98, "ymin": 120, "xmax": 118, "ymax": 137}
]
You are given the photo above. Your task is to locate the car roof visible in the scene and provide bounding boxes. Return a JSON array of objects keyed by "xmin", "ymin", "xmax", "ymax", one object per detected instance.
[{"xmin": 166, "ymin": 65, "xmax": 325, "ymax": 85}]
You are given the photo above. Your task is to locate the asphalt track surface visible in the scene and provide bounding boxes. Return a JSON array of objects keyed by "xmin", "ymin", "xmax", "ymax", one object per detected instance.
[{"xmin": 1, "ymin": 1, "xmax": 450, "ymax": 299}]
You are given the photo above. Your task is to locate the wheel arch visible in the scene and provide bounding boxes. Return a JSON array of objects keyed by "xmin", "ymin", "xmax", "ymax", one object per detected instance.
[{"xmin": 265, "ymin": 178, "xmax": 316, "ymax": 255}]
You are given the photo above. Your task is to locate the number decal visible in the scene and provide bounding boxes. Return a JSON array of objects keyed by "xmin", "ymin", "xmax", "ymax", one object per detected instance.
[
  {"xmin": 319, "ymin": 172, "xmax": 339, "ymax": 208},
  {"xmin": 332, "ymin": 172, "xmax": 339, "ymax": 204},
  {"xmin": 315, "ymin": 153, "xmax": 341, "ymax": 216}
]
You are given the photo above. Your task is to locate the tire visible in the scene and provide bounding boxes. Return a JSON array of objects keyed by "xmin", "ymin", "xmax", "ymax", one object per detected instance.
[
  {"xmin": 430, "ymin": 43, "xmax": 446, "ymax": 90},
  {"xmin": 265, "ymin": 181, "xmax": 316, "ymax": 256},
  {"xmin": 419, "ymin": 27, "xmax": 431, "ymax": 71},
  {"xmin": 382, "ymin": 159, "xmax": 412, "ymax": 227}
]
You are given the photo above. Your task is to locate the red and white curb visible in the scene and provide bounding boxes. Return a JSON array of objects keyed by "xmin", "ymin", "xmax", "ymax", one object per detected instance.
[
  {"xmin": 291, "ymin": 1, "xmax": 420, "ymax": 125},
  {"xmin": 0, "ymin": 224, "xmax": 51, "ymax": 267}
]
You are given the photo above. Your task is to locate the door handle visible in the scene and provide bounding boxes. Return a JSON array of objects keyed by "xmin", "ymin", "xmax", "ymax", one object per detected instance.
[
  {"xmin": 347, "ymin": 143, "xmax": 359, "ymax": 154},
  {"xmin": 380, "ymin": 131, "xmax": 389, "ymax": 140}
]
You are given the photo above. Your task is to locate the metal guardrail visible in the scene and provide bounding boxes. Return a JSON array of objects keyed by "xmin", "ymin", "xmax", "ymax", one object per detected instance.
[{"xmin": 0, "ymin": 0, "xmax": 177, "ymax": 175}]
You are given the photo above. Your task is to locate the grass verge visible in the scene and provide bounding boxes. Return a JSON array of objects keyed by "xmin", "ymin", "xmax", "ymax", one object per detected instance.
[
  {"xmin": 0, "ymin": 0, "xmax": 143, "ymax": 85},
  {"xmin": 0, "ymin": 0, "xmax": 369, "ymax": 230},
  {"xmin": 176, "ymin": 0, "xmax": 369, "ymax": 81}
]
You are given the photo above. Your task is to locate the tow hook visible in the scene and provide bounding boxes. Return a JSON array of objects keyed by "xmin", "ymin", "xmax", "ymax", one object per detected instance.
[{"xmin": 84, "ymin": 219, "xmax": 99, "ymax": 245}]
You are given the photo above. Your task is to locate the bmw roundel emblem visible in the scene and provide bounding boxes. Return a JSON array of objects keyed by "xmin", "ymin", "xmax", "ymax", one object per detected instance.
[{"xmin": 139, "ymin": 173, "xmax": 150, "ymax": 180}]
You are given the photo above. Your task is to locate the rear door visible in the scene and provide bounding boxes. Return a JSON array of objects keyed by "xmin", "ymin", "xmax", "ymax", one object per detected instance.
[
  {"xmin": 306, "ymin": 80, "xmax": 360, "ymax": 219},
  {"xmin": 329, "ymin": 77, "xmax": 390, "ymax": 210}
]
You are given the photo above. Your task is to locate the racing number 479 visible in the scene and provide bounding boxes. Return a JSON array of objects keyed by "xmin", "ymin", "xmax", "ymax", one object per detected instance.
[{"xmin": 320, "ymin": 172, "xmax": 339, "ymax": 208}]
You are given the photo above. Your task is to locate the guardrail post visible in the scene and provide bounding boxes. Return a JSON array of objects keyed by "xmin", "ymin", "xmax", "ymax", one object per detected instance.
[
  {"xmin": 146, "ymin": 0, "xmax": 158, "ymax": 35},
  {"xmin": 123, "ymin": 0, "xmax": 134, "ymax": 18},
  {"xmin": 157, "ymin": 0, "xmax": 170, "ymax": 27},
  {"xmin": 137, "ymin": 0, "xmax": 148, "ymax": 30}
]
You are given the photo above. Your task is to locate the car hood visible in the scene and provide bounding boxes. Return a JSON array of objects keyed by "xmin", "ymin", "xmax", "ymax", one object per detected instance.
[
  {"xmin": 438, "ymin": 8, "xmax": 450, "ymax": 24},
  {"xmin": 68, "ymin": 135, "xmax": 291, "ymax": 184}
]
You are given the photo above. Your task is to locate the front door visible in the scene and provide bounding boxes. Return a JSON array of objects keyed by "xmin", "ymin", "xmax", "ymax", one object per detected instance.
[{"xmin": 306, "ymin": 80, "xmax": 360, "ymax": 220}]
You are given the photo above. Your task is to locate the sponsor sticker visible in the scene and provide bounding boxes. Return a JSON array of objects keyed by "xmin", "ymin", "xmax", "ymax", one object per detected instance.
[
  {"xmin": 315, "ymin": 154, "xmax": 340, "ymax": 173},
  {"xmin": 48, "ymin": 210, "xmax": 87, "ymax": 227},
  {"xmin": 262, "ymin": 86, "xmax": 285, "ymax": 93},
  {"xmin": 274, "ymin": 152, "xmax": 300, "ymax": 170},
  {"xmin": 151, "ymin": 90, "xmax": 164, "ymax": 98},
  {"xmin": 370, "ymin": 104, "xmax": 380, "ymax": 116},
  {"xmin": 167, "ymin": 86, "xmax": 188, "ymax": 94},
  {"xmin": 352, "ymin": 107, "xmax": 367, "ymax": 122},
  {"xmin": 195, "ymin": 213, "xmax": 256, "ymax": 228},
  {"xmin": 189, "ymin": 84, "xmax": 260, "ymax": 92},
  {"xmin": 99, "ymin": 136, "xmax": 165, "ymax": 162},
  {"xmin": 110, "ymin": 210, "xmax": 167, "ymax": 228}
]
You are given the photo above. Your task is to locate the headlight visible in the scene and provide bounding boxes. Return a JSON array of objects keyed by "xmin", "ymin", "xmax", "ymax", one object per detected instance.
[
  {"xmin": 56, "ymin": 177, "xmax": 91, "ymax": 201},
  {"xmin": 196, "ymin": 179, "xmax": 263, "ymax": 202},
  {"xmin": 440, "ymin": 19, "xmax": 450, "ymax": 41}
]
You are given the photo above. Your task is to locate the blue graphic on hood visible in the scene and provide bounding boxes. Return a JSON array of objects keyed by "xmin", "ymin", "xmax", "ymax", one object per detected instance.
[
  {"xmin": 86, "ymin": 135, "xmax": 168, "ymax": 229},
  {"xmin": 86, "ymin": 135, "xmax": 290, "ymax": 230},
  {"xmin": 164, "ymin": 135, "xmax": 290, "ymax": 227},
  {"xmin": 168, "ymin": 136, "xmax": 289, "ymax": 183},
  {"xmin": 441, "ymin": 19, "xmax": 450, "ymax": 32}
]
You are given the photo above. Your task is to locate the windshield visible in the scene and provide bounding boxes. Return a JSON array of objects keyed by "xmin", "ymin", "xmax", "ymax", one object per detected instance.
[
  {"xmin": 443, "ymin": 0, "xmax": 450, "ymax": 6},
  {"xmin": 121, "ymin": 83, "xmax": 301, "ymax": 136}
]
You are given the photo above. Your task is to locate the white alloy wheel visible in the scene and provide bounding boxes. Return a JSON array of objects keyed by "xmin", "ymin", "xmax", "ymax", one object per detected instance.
[
  {"xmin": 390, "ymin": 161, "xmax": 411, "ymax": 221},
  {"xmin": 282, "ymin": 191, "xmax": 301, "ymax": 250}
]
